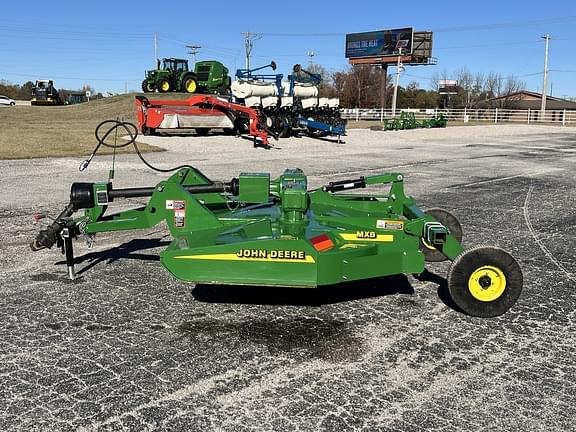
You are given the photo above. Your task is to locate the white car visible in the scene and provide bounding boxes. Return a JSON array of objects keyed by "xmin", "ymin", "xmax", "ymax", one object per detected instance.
[{"xmin": 0, "ymin": 95, "xmax": 16, "ymax": 106}]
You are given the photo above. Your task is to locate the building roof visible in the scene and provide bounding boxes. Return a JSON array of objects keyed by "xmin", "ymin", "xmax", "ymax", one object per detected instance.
[{"xmin": 487, "ymin": 91, "xmax": 576, "ymax": 110}]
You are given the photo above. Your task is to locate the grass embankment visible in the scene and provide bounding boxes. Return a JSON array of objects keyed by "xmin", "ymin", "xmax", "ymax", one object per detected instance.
[{"xmin": 0, "ymin": 93, "xmax": 164, "ymax": 160}]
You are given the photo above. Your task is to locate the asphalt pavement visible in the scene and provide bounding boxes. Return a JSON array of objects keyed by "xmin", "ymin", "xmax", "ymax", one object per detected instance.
[{"xmin": 0, "ymin": 125, "xmax": 575, "ymax": 431}]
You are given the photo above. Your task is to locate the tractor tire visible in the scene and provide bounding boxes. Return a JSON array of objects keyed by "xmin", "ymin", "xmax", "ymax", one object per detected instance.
[
  {"xmin": 447, "ymin": 246, "xmax": 523, "ymax": 317},
  {"xmin": 142, "ymin": 80, "xmax": 155, "ymax": 93},
  {"xmin": 158, "ymin": 79, "xmax": 171, "ymax": 93},
  {"xmin": 218, "ymin": 84, "xmax": 231, "ymax": 96},
  {"xmin": 182, "ymin": 76, "xmax": 198, "ymax": 94},
  {"xmin": 420, "ymin": 208, "xmax": 463, "ymax": 262}
]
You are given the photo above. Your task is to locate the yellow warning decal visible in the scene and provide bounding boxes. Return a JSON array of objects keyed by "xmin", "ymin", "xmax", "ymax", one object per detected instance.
[
  {"xmin": 175, "ymin": 250, "xmax": 315, "ymax": 263},
  {"xmin": 339, "ymin": 231, "xmax": 394, "ymax": 242}
]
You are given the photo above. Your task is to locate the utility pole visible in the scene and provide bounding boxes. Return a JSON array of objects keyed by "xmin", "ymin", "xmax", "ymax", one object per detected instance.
[
  {"xmin": 186, "ymin": 45, "xmax": 201, "ymax": 63},
  {"xmin": 242, "ymin": 32, "xmax": 262, "ymax": 71},
  {"xmin": 154, "ymin": 33, "xmax": 158, "ymax": 63},
  {"xmin": 391, "ymin": 48, "xmax": 403, "ymax": 116},
  {"xmin": 307, "ymin": 51, "xmax": 315, "ymax": 67},
  {"xmin": 540, "ymin": 34, "xmax": 550, "ymax": 115}
]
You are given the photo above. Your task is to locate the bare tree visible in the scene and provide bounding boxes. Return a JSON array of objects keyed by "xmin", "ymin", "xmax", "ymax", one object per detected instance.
[
  {"xmin": 485, "ymin": 72, "xmax": 502, "ymax": 99},
  {"xmin": 303, "ymin": 63, "xmax": 337, "ymax": 97}
]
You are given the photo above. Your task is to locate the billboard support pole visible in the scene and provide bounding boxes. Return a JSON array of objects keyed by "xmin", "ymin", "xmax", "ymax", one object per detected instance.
[{"xmin": 391, "ymin": 48, "xmax": 403, "ymax": 116}]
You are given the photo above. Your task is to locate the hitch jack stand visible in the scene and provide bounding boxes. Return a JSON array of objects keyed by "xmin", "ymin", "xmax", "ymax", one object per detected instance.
[{"xmin": 62, "ymin": 227, "xmax": 76, "ymax": 280}]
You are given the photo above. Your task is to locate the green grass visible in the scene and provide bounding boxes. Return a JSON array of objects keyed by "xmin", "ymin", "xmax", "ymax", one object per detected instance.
[{"xmin": 0, "ymin": 93, "xmax": 163, "ymax": 160}]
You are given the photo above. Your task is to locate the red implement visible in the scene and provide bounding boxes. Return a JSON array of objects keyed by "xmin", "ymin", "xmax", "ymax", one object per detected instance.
[{"xmin": 135, "ymin": 95, "xmax": 270, "ymax": 147}]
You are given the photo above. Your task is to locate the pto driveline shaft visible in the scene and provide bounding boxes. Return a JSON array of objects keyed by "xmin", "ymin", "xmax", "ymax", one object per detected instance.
[{"xmin": 108, "ymin": 182, "xmax": 231, "ymax": 199}]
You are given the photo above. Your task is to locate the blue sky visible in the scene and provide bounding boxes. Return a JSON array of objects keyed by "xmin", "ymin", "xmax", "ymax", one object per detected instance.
[{"xmin": 1, "ymin": 0, "xmax": 575, "ymax": 98}]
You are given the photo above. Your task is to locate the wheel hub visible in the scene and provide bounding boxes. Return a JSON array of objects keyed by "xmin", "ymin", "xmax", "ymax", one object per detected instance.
[
  {"xmin": 478, "ymin": 275, "xmax": 492, "ymax": 288},
  {"xmin": 468, "ymin": 265, "xmax": 507, "ymax": 302}
]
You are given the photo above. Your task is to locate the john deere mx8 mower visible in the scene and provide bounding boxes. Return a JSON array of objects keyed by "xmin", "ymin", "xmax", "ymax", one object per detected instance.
[{"xmin": 31, "ymin": 122, "xmax": 522, "ymax": 317}]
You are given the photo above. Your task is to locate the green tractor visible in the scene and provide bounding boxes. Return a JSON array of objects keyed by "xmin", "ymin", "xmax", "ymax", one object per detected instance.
[{"xmin": 141, "ymin": 58, "xmax": 231, "ymax": 94}]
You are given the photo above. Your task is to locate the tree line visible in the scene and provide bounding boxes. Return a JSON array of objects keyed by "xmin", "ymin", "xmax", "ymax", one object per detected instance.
[{"xmin": 309, "ymin": 64, "xmax": 527, "ymax": 109}]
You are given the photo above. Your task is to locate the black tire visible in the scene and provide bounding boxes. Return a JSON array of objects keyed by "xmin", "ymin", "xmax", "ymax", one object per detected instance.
[
  {"xmin": 142, "ymin": 80, "xmax": 154, "ymax": 93},
  {"xmin": 182, "ymin": 76, "xmax": 198, "ymax": 94},
  {"xmin": 195, "ymin": 128, "xmax": 209, "ymax": 136},
  {"xmin": 279, "ymin": 125, "xmax": 291, "ymax": 138},
  {"xmin": 233, "ymin": 117, "xmax": 248, "ymax": 135},
  {"xmin": 157, "ymin": 79, "xmax": 171, "ymax": 93},
  {"xmin": 447, "ymin": 246, "xmax": 523, "ymax": 317},
  {"xmin": 218, "ymin": 84, "xmax": 231, "ymax": 96},
  {"xmin": 142, "ymin": 126, "xmax": 155, "ymax": 136},
  {"xmin": 420, "ymin": 208, "xmax": 463, "ymax": 262},
  {"xmin": 10, "ymin": 102, "xmax": 15, "ymax": 106}
]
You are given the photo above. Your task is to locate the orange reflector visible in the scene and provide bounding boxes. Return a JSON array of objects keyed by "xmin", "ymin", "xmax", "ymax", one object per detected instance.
[{"xmin": 310, "ymin": 234, "xmax": 334, "ymax": 252}]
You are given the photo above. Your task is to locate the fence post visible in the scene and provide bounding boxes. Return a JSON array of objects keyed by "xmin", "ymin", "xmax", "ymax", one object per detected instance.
[
  {"xmin": 464, "ymin": 107, "xmax": 467, "ymax": 123},
  {"xmin": 356, "ymin": 108, "xmax": 359, "ymax": 122},
  {"xmin": 527, "ymin": 108, "xmax": 531, "ymax": 125},
  {"xmin": 495, "ymin": 108, "xmax": 498, "ymax": 124},
  {"xmin": 562, "ymin": 109, "xmax": 566, "ymax": 126},
  {"xmin": 380, "ymin": 107, "xmax": 384, "ymax": 122}
]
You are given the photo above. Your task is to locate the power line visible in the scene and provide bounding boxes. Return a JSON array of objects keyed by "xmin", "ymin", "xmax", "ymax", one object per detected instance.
[
  {"xmin": 434, "ymin": 40, "xmax": 541, "ymax": 50},
  {"xmin": 433, "ymin": 16, "xmax": 576, "ymax": 32},
  {"xmin": 260, "ymin": 16, "xmax": 576, "ymax": 37},
  {"xmin": 242, "ymin": 32, "xmax": 262, "ymax": 70},
  {"xmin": 403, "ymin": 71, "xmax": 544, "ymax": 83},
  {"xmin": 0, "ymin": 71, "xmax": 140, "ymax": 83}
]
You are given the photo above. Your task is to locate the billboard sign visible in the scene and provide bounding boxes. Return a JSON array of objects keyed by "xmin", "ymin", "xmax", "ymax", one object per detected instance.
[
  {"xmin": 439, "ymin": 80, "xmax": 459, "ymax": 95},
  {"xmin": 345, "ymin": 28, "xmax": 414, "ymax": 58}
]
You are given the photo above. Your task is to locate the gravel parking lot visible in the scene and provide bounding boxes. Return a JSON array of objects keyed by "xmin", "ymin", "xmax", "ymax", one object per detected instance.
[{"xmin": 1, "ymin": 124, "xmax": 575, "ymax": 431}]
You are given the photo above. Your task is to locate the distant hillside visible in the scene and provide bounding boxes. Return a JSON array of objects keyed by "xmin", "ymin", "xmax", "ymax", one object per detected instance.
[{"xmin": 0, "ymin": 93, "xmax": 161, "ymax": 160}]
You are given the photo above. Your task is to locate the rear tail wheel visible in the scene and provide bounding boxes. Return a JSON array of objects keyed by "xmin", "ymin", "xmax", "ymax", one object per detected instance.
[
  {"xmin": 158, "ymin": 79, "xmax": 171, "ymax": 93},
  {"xmin": 447, "ymin": 246, "xmax": 523, "ymax": 317},
  {"xmin": 183, "ymin": 77, "xmax": 198, "ymax": 93},
  {"xmin": 420, "ymin": 208, "xmax": 463, "ymax": 262}
]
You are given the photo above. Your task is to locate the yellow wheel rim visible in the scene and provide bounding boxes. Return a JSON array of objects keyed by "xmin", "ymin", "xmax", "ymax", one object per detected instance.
[
  {"xmin": 468, "ymin": 265, "xmax": 507, "ymax": 302},
  {"xmin": 185, "ymin": 80, "xmax": 196, "ymax": 93},
  {"xmin": 161, "ymin": 81, "xmax": 170, "ymax": 91}
]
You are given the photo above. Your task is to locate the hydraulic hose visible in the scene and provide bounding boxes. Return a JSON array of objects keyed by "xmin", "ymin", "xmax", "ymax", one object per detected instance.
[
  {"xmin": 32, "ymin": 120, "xmax": 221, "ymax": 251},
  {"xmin": 80, "ymin": 119, "xmax": 199, "ymax": 174}
]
